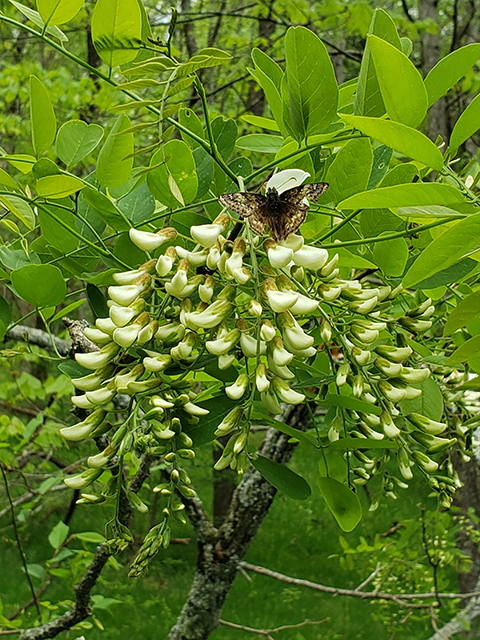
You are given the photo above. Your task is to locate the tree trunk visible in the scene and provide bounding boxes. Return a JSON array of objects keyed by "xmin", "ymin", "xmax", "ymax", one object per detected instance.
[{"xmin": 167, "ymin": 406, "xmax": 309, "ymax": 640}]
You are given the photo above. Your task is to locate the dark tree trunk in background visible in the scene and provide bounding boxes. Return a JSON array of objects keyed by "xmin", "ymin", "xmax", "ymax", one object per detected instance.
[
  {"xmin": 452, "ymin": 453, "xmax": 480, "ymax": 594},
  {"xmin": 246, "ymin": 0, "xmax": 277, "ymax": 116}
]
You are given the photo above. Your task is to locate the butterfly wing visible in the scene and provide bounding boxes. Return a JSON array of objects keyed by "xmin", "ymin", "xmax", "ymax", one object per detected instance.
[
  {"xmin": 272, "ymin": 182, "xmax": 329, "ymax": 240},
  {"xmin": 280, "ymin": 183, "xmax": 329, "ymax": 209},
  {"xmin": 219, "ymin": 192, "xmax": 269, "ymax": 235}
]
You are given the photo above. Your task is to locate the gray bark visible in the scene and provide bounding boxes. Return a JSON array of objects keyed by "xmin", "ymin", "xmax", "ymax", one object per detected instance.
[{"xmin": 167, "ymin": 405, "xmax": 309, "ymax": 640}]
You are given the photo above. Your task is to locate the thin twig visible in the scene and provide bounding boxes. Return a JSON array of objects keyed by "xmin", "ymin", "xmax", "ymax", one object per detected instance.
[
  {"xmin": 219, "ymin": 617, "xmax": 328, "ymax": 637},
  {"xmin": 0, "ymin": 463, "xmax": 41, "ymax": 618}
]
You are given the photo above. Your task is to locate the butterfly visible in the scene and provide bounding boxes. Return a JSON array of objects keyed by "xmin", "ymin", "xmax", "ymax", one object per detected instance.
[{"xmin": 219, "ymin": 182, "xmax": 329, "ymax": 242}]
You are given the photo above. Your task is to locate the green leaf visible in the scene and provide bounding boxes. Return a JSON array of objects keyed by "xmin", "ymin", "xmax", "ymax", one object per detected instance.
[
  {"xmin": 38, "ymin": 204, "xmax": 79, "ymax": 252},
  {"xmin": 400, "ymin": 377, "xmax": 444, "ymax": 421},
  {"xmin": 425, "ymin": 43, "xmax": 480, "ymax": 107},
  {"xmin": 241, "ymin": 115, "xmax": 280, "ymax": 132},
  {"xmin": 32, "ymin": 157, "xmax": 60, "ymax": 179},
  {"xmin": 236, "ymin": 134, "xmax": 283, "ymax": 154},
  {"xmin": 368, "ymin": 35, "xmax": 427, "ymax": 129},
  {"xmin": 403, "ymin": 214, "xmax": 480, "ymax": 288},
  {"xmin": 186, "ymin": 396, "xmax": 240, "ymax": 446},
  {"xmin": 96, "ymin": 114, "xmax": 133, "ymax": 188},
  {"xmin": 318, "ymin": 450, "xmax": 348, "ymax": 482},
  {"xmin": 444, "ymin": 291, "xmax": 480, "ymax": 335},
  {"xmin": 0, "ymin": 154, "xmax": 36, "ymax": 173},
  {"xmin": 9, "ymin": 0, "xmax": 68, "ymax": 41},
  {"xmin": 446, "ymin": 335, "xmax": 480, "ymax": 366},
  {"xmin": 177, "ymin": 48, "xmax": 231, "ymax": 77},
  {"xmin": 30, "ymin": 75, "xmax": 57, "ymax": 157},
  {"xmin": 48, "ymin": 521, "xmax": 69, "ymax": 549},
  {"xmin": 36, "ymin": 175, "xmax": 85, "ymax": 198},
  {"xmin": 117, "ymin": 182, "xmax": 154, "ymax": 225},
  {"xmin": 76, "ymin": 531, "xmax": 106, "ymax": 543},
  {"xmin": 283, "ymin": 26, "xmax": 338, "ymax": 140},
  {"xmin": 0, "ymin": 195, "xmax": 35, "ymax": 230},
  {"xmin": 91, "ymin": 0, "xmax": 142, "ymax": 68},
  {"xmin": 373, "ymin": 236, "xmax": 408, "ymax": 276},
  {"xmin": 49, "ymin": 299, "xmax": 85, "ymax": 324},
  {"xmin": 354, "ymin": 9, "xmax": 401, "ymax": 118},
  {"xmin": 0, "ymin": 168, "xmax": 19, "ymax": 190},
  {"xmin": 251, "ymin": 49, "xmax": 284, "ymax": 133},
  {"xmin": 323, "ymin": 393, "xmax": 382, "ymax": 415},
  {"xmin": 253, "ymin": 455, "xmax": 311, "ymax": 500},
  {"xmin": 339, "ymin": 183, "xmax": 463, "ymax": 210},
  {"xmin": 412, "ymin": 257, "xmax": 476, "ymax": 290},
  {"xmin": 147, "ymin": 140, "xmax": 198, "ymax": 208},
  {"xmin": 396, "ymin": 205, "xmax": 463, "ymax": 221},
  {"xmin": 11, "ymin": 264, "xmax": 66, "ymax": 307},
  {"xmin": 86, "ymin": 283, "xmax": 109, "ymax": 318},
  {"xmin": 212, "ymin": 117, "xmax": 237, "ymax": 160},
  {"xmin": 322, "ymin": 138, "xmax": 373, "ymax": 205},
  {"xmin": 339, "ymin": 115, "xmax": 444, "ymax": 170},
  {"xmin": 450, "ymin": 93, "xmax": 480, "ymax": 152},
  {"xmin": 367, "ymin": 145, "xmax": 393, "ymax": 189},
  {"xmin": 178, "ymin": 108, "xmax": 205, "ymax": 148},
  {"xmin": 266, "ymin": 418, "xmax": 317, "ymax": 448},
  {"xmin": 317, "ymin": 477, "xmax": 362, "ymax": 531},
  {"xmin": 56, "ymin": 120, "xmax": 104, "ymax": 167},
  {"xmin": 0, "ymin": 247, "xmax": 40, "ymax": 270},
  {"xmin": 58, "ymin": 360, "xmax": 91, "ymax": 378},
  {"xmin": 82, "ymin": 187, "xmax": 130, "ymax": 232},
  {"xmin": 37, "ymin": 0, "xmax": 85, "ymax": 26},
  {"xmin": 193, "ymin": 147, "xmax": 214, "ymax": 199}
]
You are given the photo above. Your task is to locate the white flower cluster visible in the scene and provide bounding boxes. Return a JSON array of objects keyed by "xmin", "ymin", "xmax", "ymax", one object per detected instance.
[{"xmin": 62, "ymin": 169, "xmax": 464, "ymax": 517}]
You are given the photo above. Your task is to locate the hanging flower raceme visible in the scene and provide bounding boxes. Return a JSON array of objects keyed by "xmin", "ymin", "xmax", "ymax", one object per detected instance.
[{"xmin": 60, "ymin": 167, "xmax": 470, "ymax": 572}]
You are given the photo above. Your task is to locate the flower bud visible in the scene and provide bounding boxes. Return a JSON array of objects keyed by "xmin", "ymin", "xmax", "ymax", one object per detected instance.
[
  {"xmin": 269, "ymin": 336, "xmax": 294, "ymax": 366},
  {"xmin": 261, "ymin": 389, "xmax": 282, "ymax": 415},
  {"xmin": 64, "ymin": 468, "xmax": 102, "ymax": 489},
  {"xmin": 183, "ymin": 402, "xmax": 209, "ymax": 416},
  {"xmin": 358, "ymin": 423, "xmax": 384, "ymax": 440},
  {"xmin": 199, "ymin": 276, "xmax": 216, "ymax": 303},
  {"xmin": 260, "ymin": 320, "xmax": 276, "ymax": 341},
  {"xmin": 398, "ymin": 317, "xmax": 432, "ymax": 333},
  {"xmin": 272, "ymin": 377, "xmax": 305, "ymax": 404},
  {"xmin": 156, "ymin": 246, "xmax": 177, "ymax": 276},
  {"xmin": 113, "ymin": 312, "xmax": 150, "ymax": 348},
  {"xmin": 191, "ymin": 223, "xmax": 224, "ymax": 248},
  {"xmin": 206, "ymin": 328, "xmax": 240, "ymax": 356},
  {"xmin": 406, "ymin": 413, "xmax": 447, "ymax": 435},
  {"xmin": 218, "ymin": 353, "xmax": 235, "ymax": 370},
  {"xmin": 176, "ymin": 246, "xmax": 208, "ymax": 267},
  {"xmin": 207, "ymin": 245, "xmax": 221, "ymax": 270},
  {"xmin": 277, "ymin": 311, "xmax": 314, "ymax": 351},
  {"xmin": 231, "ymin": 266, "xmax": 251, "ymax": 285},
  {"xmin": 71, "ymin": 365, "xmax": 115, "ymax": 392},
  {"xmin": 225, "ymin": 374, "xmax": 249, "ymax": 400},
  {"xmin": 85, "ymin": 384, "xmax": 116, "ymax": 406},
  {"xmin": 397, "ymin": 448, "xmax": 413, "ymax": 480},
  {"xmin": 336, "ymin": 363, "xmax": 350, "ymax": 386},
  {"xmin": 374, "ymin": 358, "xmax": 403, "ymax": 377},
  {"xmin": 374, "ymin": 344, "xmax": 412, "ymax": 362},
  {"xmin": 262, "ymin": 279, "xmax": 298, "ymax": 313},
  {"xmin": 83, "ymin": 327, "xmax": 111, "ymax": 345},
  {"xmin": 255, "ymin": 363, "xmax": 270, "ymax": 393},
  {"xmin": 129, "ymin": 226, "xmax": 176, "ymax": 251},
  {"xmin": 319, "ymin": 319, "xmax": 332, "ymax": 344},
  {"xmin": 233, "ymin": 431, "xmax": 248, "ymax": 455},
  {"xmin": 108, "ymin": 274, "xmax": 151, "ymax": 306},
  {"xmin": 239, "ymin": 332, "xmax": 266, "ymax": 358},
  {"xmin": 290, "ymin": 293, "xmax": 319, "ymax": 315},
  {"xmin": 171, "ymin": 331, "xmax": 196, "ymax": 360},
  {"xmin": 406, "ymin": 298, "xmax": 432, "ymax": 318},
  {"xmin": 264, "ymin": 239, "xmax": 294, "ymax": 269},
  {"xmin": 75, "ymin": 342, "xmax": 120, "ymax": 370},
  {"xmin": 320, "ymin": 253, "xmax": 338, "ymax": 277},
  {"xmin": 352, "ymin": 374, "xmax": 363, "ymax": 398},
  {"xmin": 318, "ymin": 283, "xmax": 342, "ymax": 302},
  {"xmin": 293, "ymin": 245, "xmax": 328, "ymax": 270},
  {"xmin": 88, "ymin": 445, "xmax": 117, "ymax": 469},
  {"xmin": 378, "ymin": 380, "xmax": 406, "ymax": 402},
  {"xmin": 215, "ymin": 406, "xmax": 243, "ymax": 437},
  {"xmin": 95, "ymin": 317, "xmax": 117, "ymax": 336},
  {"xmin": 185, "ymin": 300, "xmax": 233, "ymax": 330},
  {"xmin": 248, "ymin": 299, "xmax": 263, "ymax": 317},
  {"xmin": 225, "ymin": 238, "xmax": 247, "ymax": 277},
  {"xmin": 398, "ymin": 367, "xmax": 430, "ymax": 383},
  {"xmin": 350, "ymin": 324, "xmax": 379, "ymax": 344},
  {"xmin": 351, "ymin": 347, "xmax": 370, "ymax": 366},
  {"xmin": 109, "ymin": 298, "xmax": 146, "ymax": 328},
  {"xmin": 151, "ymin": 396, "xmax": 174, "ymax": 409},
  {"xmin": 409, "ymin": 431, "xmax": 456, "ymax": 453},
  {"xmin": 349, "ymin": 297, "xmax": 378, "ymax": 315},
  {"xmin": 60, "ymin": 409, "xmax": 107, "ymax": 441},
  {"xmin": 412, "ymin": 451, "xmax": 438, "ymax": 473},
  {"xmin": 380, "ymin": 411, "xmax": 400, "ymax": 438}
]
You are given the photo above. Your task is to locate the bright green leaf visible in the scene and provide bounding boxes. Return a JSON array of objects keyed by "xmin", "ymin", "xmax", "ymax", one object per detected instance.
[
  {"xmin": 96, "ymin": 114, "xmax": 133, "ymax": 188},
  {"xmin": 30, "ymin": 75, "xmax": 57, "ymax": 157},
  {"xmin": 11, "ymin": 264, "xmax": 66, "ymax": 307},
  {"xmin": 91, "ymin": 0, "xmax": 142, "ymax": 68},
  {"xmin": 400, "ymin": 377, "xmax": 444, "ymax": 420},
  {"xmin": 241, "ymin": 115, "xmax": 280, "ymax": 131},
  {"xmin": 0, "ymin": 168, "xmax": 19, "ymax": 190},
  {"xmin": 444, "ymin": 291, "xmax": 480, "ymax": 335},
  {"xmin": 0, "ymin": 195, "xmax": 35, "ymax": 230},
  {"xmin": 339, "ymin": 183, "xmax": 464, "ymax": 210},
  {"xmin": 283, "ymin": 26, "xmax": 338, "ymax": 140},
  {"xmin": 373, "ymin": 236, "xmax": 408, "ymax": 276},
  {"xmin": 236, "ymin": 134, "xmax": 283, "ymax": 154},
  {"xmin": 403, "ymin": 213, "xmax": 480, "ymax": 288},
  {"xmin": 450, "ymin": 92, "xmax": 480, "ymax": 151},
  {"xmin": 368, "ymin": 35, "xmax": 427, "ymax": 129},
  {"xmin": 340, "ymin": 115, "xmax": 444, "ymax": 170},
  {"xmin": 37, "ymin": 0, "xmax": 85, "ymax": 26},
  {"xmin": 425, "ymin": 43, "xmax": 480, "ymax": 107},
  {"xmin": 56, "ymin": 120, "xmax": 104, "ymax": 167},
  {"xmin": 323, "ymin": 138, "xmax": 373, "ymax": 205},
  {"xmin": 36, "ymin": 175, "xmax": 85, "ymax": 198},
  {"xmin": 147, "ymin": 140, "xmax": 197, "ymax": 208},
  {"xmin": 323, "ymin": 393, "xmax": 382, "ymax": 415},
  {"xmin": 317, "ymin": 477, "xmax": 362, "ymax": 531}
]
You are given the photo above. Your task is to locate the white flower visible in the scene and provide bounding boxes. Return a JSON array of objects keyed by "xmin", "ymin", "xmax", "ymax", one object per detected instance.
[
  {"xmin": 225, "ymin": 374, "xmax": 249, "ymax": 400},
  {"xmin": 129, "ymin": 227, "xmax": 176, "ymax": 251},
  {"xmin": 267, "ymin": 169, "xmax": 311, "ymax": 194},
  {"xmin": 191, "ymin": 223, "xmax": 224, "ymax": 248},
  {"xmin": 264, "ymin": 239, "xmax": 294, "ymax": 269},
  {"xmin": 255, "ymin": 364, "xmax": 270, "ymax": 393},
  {"xmin": 83, "ymin": 326, "xmax": 111, "ymax": 345},
  {"xmin": 293, "ymin": 245, "xmax": 329, "ymax": 271},
  {"xmin": 75, "ymin": 343, "xmax": 120, "ymax": 370}
]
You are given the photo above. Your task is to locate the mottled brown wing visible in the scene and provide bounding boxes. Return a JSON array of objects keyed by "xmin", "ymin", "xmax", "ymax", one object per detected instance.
[
  {"xmin": 280, "ymin": 182, "xmax": 329, "ymax": 209},
  {"xmin": 219, "ymin": 192, "xmax": 270, "ymax": 236},
  {"xmin": 219, "ymin": 193, "xmax": 266, "ymax": 218},
  {"xmin": 270, "ymin": 202, "xmax": 308, "ymax": 241}
]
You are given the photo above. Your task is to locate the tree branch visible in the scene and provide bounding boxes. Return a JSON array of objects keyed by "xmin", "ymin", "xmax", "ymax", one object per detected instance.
[
  {"xmin": 425, "ymin": 574, "xmax": 480, "ymax": 639},
  {"xmin": 4, "ymin": 325, "xmax": 70, "ymax": 356},
  {"xmin": 219, "ymin": 617, "xmax": 328, "ymax": 638},
  {"xmin": 241, "ymin": 563, "xmax": 480, "ymax": 609}
]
